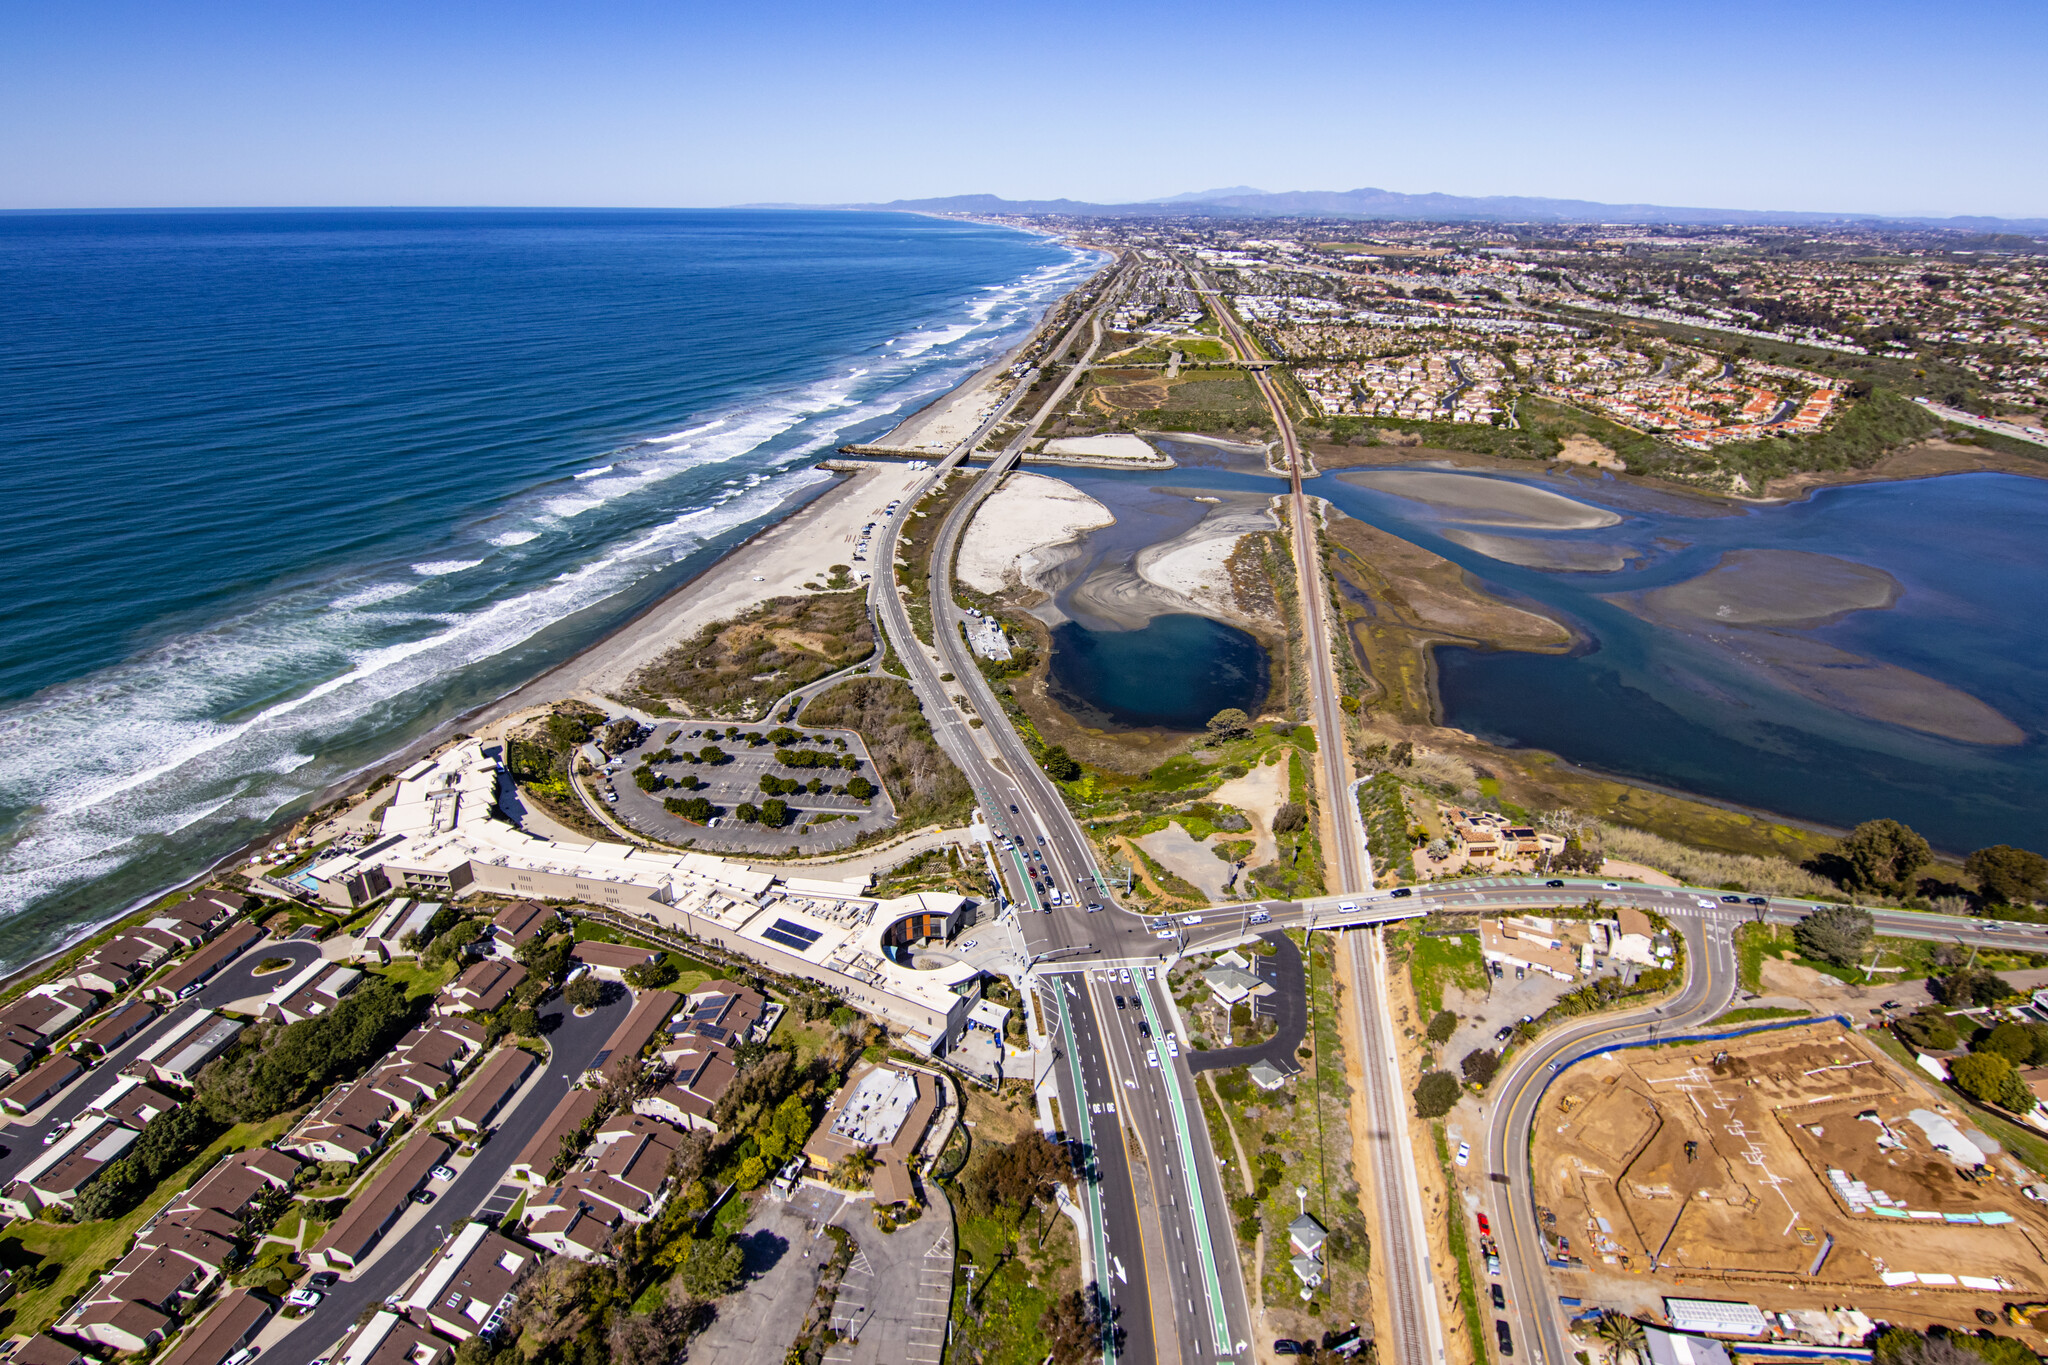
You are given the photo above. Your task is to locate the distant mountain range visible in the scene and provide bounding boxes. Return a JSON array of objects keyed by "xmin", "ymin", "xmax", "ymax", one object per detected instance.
[{"xmin": 773, "ymin": 186, "xmax": 2048, "ymax": 233}]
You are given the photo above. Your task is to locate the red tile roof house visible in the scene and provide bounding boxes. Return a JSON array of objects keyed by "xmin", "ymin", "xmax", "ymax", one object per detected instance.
[
  {"xmin": 70, "ymin": 1299, "xmax": 171, "ymax": 1354},
  {"xmin": 489, "ymin": 900, "xmax": 556, "ymax": 953},
  {"xmin": 437, "ymin": 1046, "xmax": 539, "ymax": 1138},
  {"xmin": 436, "ymin": 959, "xmax": 528, "ymax": 1016},
  {"xmin": 2, "ymin": 1055, "xmax": 84, "ymax": 1117},
  {"xmin": 283, "ymin": 1083, "xmax": 401, "ymax": 1165},
  {"xmin": 155, "ymin": 1288, "xmax": 274, "ymax": 1365},
  {"xmin": 308, "ymin": 1131, "xmax": 452, "ymax": 1272},
  {"xmin": 509, "ymin": 1089, "xmax": 600, "ymax": 1187},
  {"xmin": 635, "ymin": 1040, "xmax": 736, "ymax": 1132},
  {"xmin": 567, "ymin": 941, "xmax": 658, "ymax": 982},
  {"xmin": 580, "ymin": 990, "xmax": 680, "ymax": 1087},
  {"xmin": 13, "ymin": 1336, "xmax": 89, "ymax": 1365},
  {"xmin": 78, "ymin": 1000, "xmax": 160, "ymax": 1057}
]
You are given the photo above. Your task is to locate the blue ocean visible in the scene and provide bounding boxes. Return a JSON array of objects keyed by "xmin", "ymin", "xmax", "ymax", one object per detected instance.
[{"xmin": 0, "ymin": 209, "xmax": 1089, "ymax": 970}]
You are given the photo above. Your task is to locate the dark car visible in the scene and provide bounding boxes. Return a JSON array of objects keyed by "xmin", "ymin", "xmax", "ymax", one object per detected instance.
[
  {"xmin": 1491, "ymin": 1284, "xmax": 1505, "ymax": 1310},
  {"xmin": 1495, "ymin": 1025, "xmax": 1515, "ymax": 1041},
  {"xmin": 1138, "ymin": 1020, "xmax": 1151, "ymax": 1038},
  {"xmin": 1545, "ymin": 879, "xmax": 1564, "ymax": 888},
  {"xmin": 1496, "ymin": 1321, "xmax": 1514, "ymax": 1356},
  {"xmin": 1115, "ymin": 995, "xmax": 1126, "ymax": 1009},
  {"xmin": 1720, "ymin": 894, "xmax": 1741, "ymax": 903},
  {"xmin": 1746, "ymin": 896, "xmax": 1768, "ymax": 905},
  {"xmin": 1009, "ymin": 805, "xmax": 1018, "ymax": 813},
  {"xmin": 1274, "ymin": 1343, "xmax": 1304, "ymax": 1357},
  {"xmin": 1390, "ymin": 887, "xmax": 1413, "ymax": 898},
  {"xmin": 309, "ymin": 1272, "xmax": 339, "ymax": 1290},
  {"xmin": 409, "ymin": 1188, "xmax": 435, "ymax": 1205}
]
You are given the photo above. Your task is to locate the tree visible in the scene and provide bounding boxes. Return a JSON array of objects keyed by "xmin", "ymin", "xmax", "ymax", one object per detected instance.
[
  {"xmin": 1461, "ymin": 1049, "xmax": 1500, "ymax": 1086},
  {"xmin": 1272, "ymin": 802, "xmax": 1308, "ymax": 834},
  {"xmin": 564, "ymin": 975, "xmax": 604, "ymax": 1011},
  {"xmin": 1041, "ymin": 745, "xmax": 1081, "ymax": 782},
  {"xmin": 845, "ymin": 775, "xmax": 876, "ymax": 801},
  {"xmin": 1205, "ymin": 708, "xmax": 1251, "ymax": 743},
  {"xmin": 1977, "ymin": 1021, "xmax": 2048, "ymax": 1067},
  {"xmin": 1040, "ymin": 1287, "xmax": 1108, "ymax": 1365},
  {"xmin": 671, "ymin": 1234, "xmax": 744, "ymax": 1302},
  {"xmin": 1966, "ymin": 845, "xmax": 2048, "ymax": 907},
  {"xmin": 1593, "ymin": 1312, "xmax": 1647, "ymax": 1365},
  {"xmin": 735, "ymin": 802, "xmax": 760, "ymax": 824},
  {"xmin": 1935, "ymin": 968, "xmax": 2015, "ymax": 1007},
  {"xmin": 1835, "ymin": 819, "xmax": 1931, "ymax": 896},
  {"xmin": 1425, "ymin": 1010, "xmax": 1457, "ymax": 1045},
  {"xmin": 1792, "ymin": 905, "xmax": 1874, "ymax": 968},
  {"xmin": 1896, "ymin": 1008, "xmax": 1959, "ymax": 1051},
  {"xmin": 1949, "ymin": 1051, "xmax": 2018, "ymax": 1107},
  {"xmin": 625, "ymin": 957, "xmax": 679, "ymax": 990},
  {"xmin": 503, "ymin": 1006, "xmax": 541, "ymax": 1038},
  {"xmin": 759, "ymin": 798, "xmax": 790, "ymax": 828},
  {"xmin": 963, "ymin": 1132, "xmax": 1071, "ymax": 1220},
  {"xmin": 1413, "ymin": 1070, "xmax": 1461, "ymax": 1118}
]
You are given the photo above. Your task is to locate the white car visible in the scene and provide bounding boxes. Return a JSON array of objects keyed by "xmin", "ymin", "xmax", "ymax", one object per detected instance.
[
  {"xmin": 959, "ymin": 939, "xmax": 977, "ymax": 950},
  {"xmin": 1602, "ymin": 882, "xmax": 1620, "ymax": 890},
  {"xmin": 1455, "ymin": 1142, "xmax": 1471, "ymax": 1168},
  {"xmin": 1119, "ymin": 968, "xmax": 1131, "ymax": 983},
  {"xmin": 1146, "ymin": 1051, "xmax": 1159, "ymax": 1068},
  {"xmin": 1166, "ymin": 1036, "xmax": 1180, "ymax": 1057},
  {"xmin": 1249, "ymin": 911, "xmax": 1271, "ymax": 925},
  {"xmin": 1696, "ymin": 898, "xmax": 1716, "ymax": 909},
  {"xmin": 1181, "ymin": 914, "xmax": 1203, "ymax": 926},
  {"xmin": 1155, "ymin": 930, "xmax": 1177, "ymax": 940},
  {"xmin": 430, "ymin": 1165, "xmax": 457, "ymax": 1182},
  {"xmin": 1146, "ymin": 967, "xmax": 1156, "ymax": 980},
  {"xmin": 287, "ymin": 1289, "xmax": 324, "ymax": 1309}
]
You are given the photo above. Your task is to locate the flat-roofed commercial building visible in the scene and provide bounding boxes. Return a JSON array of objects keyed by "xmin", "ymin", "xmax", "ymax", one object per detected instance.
[{"xmin": 326, "ymin": 743, "xmax": 988, "ymax": 1056}]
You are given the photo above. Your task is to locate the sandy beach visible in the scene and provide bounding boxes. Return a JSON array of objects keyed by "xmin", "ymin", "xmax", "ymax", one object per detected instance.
[
  {"xmin": 475, "ymin": 460, "xmax": 932, "ymax": 725},
  {"xmin": 956, "ymin": 472, "xmax": 1116, "ymax": 595}
]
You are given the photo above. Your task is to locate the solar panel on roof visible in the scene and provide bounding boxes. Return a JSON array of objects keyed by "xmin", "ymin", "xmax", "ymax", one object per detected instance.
[{"xmin": 760, "ymin": 919, "xmax": 822, "ymax": 951}]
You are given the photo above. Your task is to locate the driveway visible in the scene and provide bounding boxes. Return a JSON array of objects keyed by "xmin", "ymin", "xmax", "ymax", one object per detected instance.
[
  {"xmin": 258, "ymin": 990, "xmax": 632, "ymax": 1365},
  {"xmin": 1187, "ymin": 932, "xmax": 1304, "ymax": 1076}
]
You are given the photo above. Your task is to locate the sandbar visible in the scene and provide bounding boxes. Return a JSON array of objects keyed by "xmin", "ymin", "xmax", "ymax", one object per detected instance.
[
  {"xmin": 1442, "ymin": 529, "xmax": 1641, "ymax": 573},
  {"xmin": 956, "ymin": 472, "xmax": 1116, "ymax": 595},
  {"xmin": 1064, "ymin": 491, "xmax": 1280, "ymax": 630},
  {"xmin": 1041, "ymin": 433, "xmax": 1170, "ymax": 464},
  {"xmin": 1718, "ymin": 632, "xmax": 2024, "ymax": 747},
  {"xmin": 1609, "ymin": 549, "xmax": 1899, "ymax": 630},
  {"xmin": 1338, "ymin": 469, "xmax": 1622, "ymax": 529}
]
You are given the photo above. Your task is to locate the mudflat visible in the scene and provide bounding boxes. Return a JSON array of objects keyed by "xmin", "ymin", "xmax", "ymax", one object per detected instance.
[
  {"xmin": 1611, "ymin": 548, "xmax": 1899, "ymax": 629},
  {"xmin": 1441, "ymin": 528, "xmax": 1642, "ymax": 573},
  {"xmin": 1337, "ymin": 468, "xmax": 1622, "ymax": 528}
]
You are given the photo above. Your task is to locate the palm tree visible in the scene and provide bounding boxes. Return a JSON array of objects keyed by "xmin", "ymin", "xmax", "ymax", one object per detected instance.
[{"xmin": 1594, "ymin": 1312, "xmax": 1646, "ymax": 1365}]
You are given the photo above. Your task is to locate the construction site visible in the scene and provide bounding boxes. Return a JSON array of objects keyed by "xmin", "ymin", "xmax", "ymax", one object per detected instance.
[{"xmin": 1530, "ymin": 1022, "xmax": 2048, "ymax": 1346}]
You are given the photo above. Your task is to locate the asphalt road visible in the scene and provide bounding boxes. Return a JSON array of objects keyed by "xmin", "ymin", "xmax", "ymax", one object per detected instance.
[{"xmin": 259, "ymin": 990, "xmax": 630, "ymax": 1365}]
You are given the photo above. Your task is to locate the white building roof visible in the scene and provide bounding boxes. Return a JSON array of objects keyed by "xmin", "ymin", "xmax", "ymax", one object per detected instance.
[{"xmin": 1662, "ymin": 1299, "xmax": 1768, "ymax": 1338}]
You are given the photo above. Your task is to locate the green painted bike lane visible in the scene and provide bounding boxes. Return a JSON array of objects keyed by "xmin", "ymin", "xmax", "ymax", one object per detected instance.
[
  {"xmin": 1052, "ymin": 982, "xmax": 1118, "ymax": 1365},
  {"xmin": 1135, "ymin": 977, "xmax": 1234, "ymax": 1358}
]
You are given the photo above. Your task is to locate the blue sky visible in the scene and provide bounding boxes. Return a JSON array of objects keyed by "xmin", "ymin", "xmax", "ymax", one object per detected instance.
[{"xmin": 4, "ymin": 0, "xmax": 2044, "ymax": 218}]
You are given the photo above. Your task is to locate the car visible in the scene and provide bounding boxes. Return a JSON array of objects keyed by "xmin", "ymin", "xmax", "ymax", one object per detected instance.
[
  {"xmin": 409, "ymin": 1188, "xmax": 435, "ymax": 1205},
  {"xmin": 1119, "ymin": 968, "xmax": 1130, "ymax": 983},
  {"xmin": 1009, "ymin": 804, "xmax": 1018, "ymax": 813},
  {"xmin": 1882, "ymin": 999, "xmax": 1902, "ymax": 1009},
  {"xmin": 1491, "ymin": 1284, "xmax": 1505, "ymax": 1310},
  {"xmin": 1697, "ymin": 898, "xmax": 1717, "ymax": 909},
  {"xmin": 1519, "ymin": 1014, "xmax": 1534, "ymax": 1024},
  {"xmin": 1274, "ymin": 1342, "xmax": 1305, "ymax": 1357},
  {"xmin": 1495, "ymin": 1025, "xmax": 1515, "ymax": 1041},
  {"xmin": 1088, "ymin": 902, "xmax": 1102, "ymax": 913},
  {"xmin": 308, "ymin": 1272, "xmax": 339, "ymax": 1290},
  {"xmin": 1115, "ymin": 995, "xmax": 1126, "ymax": 1009},
  {"xmin": 223, "ymin": 1351, "xmax": 259, "ymax": 1365},
  {"xmin": 1545, "ymin": 879, "xmax": 1565, "ymax": 888},
  {"xmin": 1166, "ymin": 1036, "xmax": 1180, "ymax": 1057},
  {"xmin": 1181, "ymin": 914, "xmax": 1203, "ymax": 926},
  {"xmin": 1548, "ymin": 1060, "xmax": 1562, "ymax": 1073},
  {"xmin": 1496, "ymin": 1320, "xmax": 1514, "ymax": 1356},
  {"xmin": 1249, "ymin": 910, "xmax": 1271, "ymax": 924},
  {"xmin": 1390, "ymin": 887, "xmax": 1413, "ymax": 898},
  {"xmin": 1146, "ymin": 1051, "xmax": 1159, "ymax": 1068},
  {"xmin": 1138, "ymin": 1020, "xmax": 1151, "ymax": 1038},
  {"xmin": 1720, "ymin": 894, "xmax": 1741, "ymax": 904},
  {"xmin": 1476, "ymin": 1212, "xmax": 1490, "ymax": 1235},
  {"xmin": 1455, "ymin": 1142, "xmax": 1470, "ymax": 1167},
  {"xmin": 1485, "ymin": 1253, "xmax": 1500, "ymax": 1276},
  {"xmin": 430, "ymin": 1165, "xmax": 457, "ymax": 1182},
  {"xmin": 1155, "ymin": 930, "xmax": 1177, "ymax": 939},
  {"xmin": 1146, "ymin": 967, "xmax": 1156, "ymax": 980},
  {"xmin": 1036, "ymin": 835, "xmax": 1046, "ymax": 844},
  {"xmin": 1747, "ymin": 896, "xmax": 1768, "ymax": 905},
  {"xmin": 287, "ymin": 1289, "xmax": 324, "ymax": 1309},
  {"xmin": 1602, "ymin": 881, "xmax": 1620, "ymax": 890}
]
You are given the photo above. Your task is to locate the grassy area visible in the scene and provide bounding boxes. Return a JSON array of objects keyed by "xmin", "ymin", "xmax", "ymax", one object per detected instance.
[
  {"xmin": 1409, "ymin": 931, "xmax": 1487, "ymax": 1018},
  {"xmin": 1740, "ymin": 921, "xmax": 2045, "ymax": 988},
  {"xmin": 1707, "ymin": 1006, "xmax": 1812, "ymax": 1026},
  {"xmin": 374, "ymin": 957, "xmax": 458, "ymax": 1000},
  {"xmin": 1433, "ymin": 1124, "xmax": 1490, "ymax": 1365},
  {"xmin": 947, "ymin": 1203, "xmax": 1064, "ymax": 1365},
  {"xmin": 622, "ymin": 589, "xmax": 873, "ymax": 720},
  {"xmin": 0, "ymin": 1114, "xmax": 296, "ymax": 1336}
]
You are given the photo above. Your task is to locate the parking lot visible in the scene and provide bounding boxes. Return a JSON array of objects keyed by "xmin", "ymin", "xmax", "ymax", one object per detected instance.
[{"xmin": 598, "ymin": 722, "xmax": 898, "ymax": 854}]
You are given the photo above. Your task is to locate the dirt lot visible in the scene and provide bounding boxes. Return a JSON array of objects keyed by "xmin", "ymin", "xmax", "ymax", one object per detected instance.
[{"xmin": 1531, "ymin": 1023, "xmax": 2048, "ymax": 1341}]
